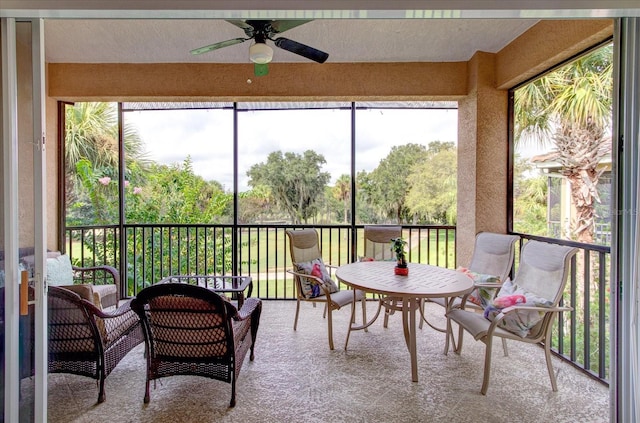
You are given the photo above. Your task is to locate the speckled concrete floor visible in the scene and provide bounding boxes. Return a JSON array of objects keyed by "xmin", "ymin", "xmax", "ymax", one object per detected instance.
[{"xmin": 42, "ymin": 300, "xmax": 610, "ymax": 423}]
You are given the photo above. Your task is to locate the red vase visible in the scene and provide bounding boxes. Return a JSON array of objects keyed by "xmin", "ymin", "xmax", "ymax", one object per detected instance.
[{"xmin": 394, "ymin": 266, "xmax": 409, "ymax": 276}]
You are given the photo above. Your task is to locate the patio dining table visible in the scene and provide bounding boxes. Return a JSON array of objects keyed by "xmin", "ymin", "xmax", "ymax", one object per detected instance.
[{"xmin": 335, "ymin": 261, "xmax": 473, "ymax": 382}]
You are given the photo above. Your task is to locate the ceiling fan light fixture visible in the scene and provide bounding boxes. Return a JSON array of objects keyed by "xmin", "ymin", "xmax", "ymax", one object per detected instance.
[{"xmin": 249, "ymin": 42, "xmax": 273, "ymax": 64}]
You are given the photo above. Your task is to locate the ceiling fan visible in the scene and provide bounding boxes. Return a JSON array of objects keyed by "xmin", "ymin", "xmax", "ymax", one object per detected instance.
[{"xmin": 190, "ymin": 19, "xmax": 329, "ymax": 76}]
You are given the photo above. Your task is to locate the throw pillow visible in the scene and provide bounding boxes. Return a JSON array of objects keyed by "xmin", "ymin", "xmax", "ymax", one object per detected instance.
[
  {"xmin": 457, "ymin": 267, "xmax": 501, "ymax": 309},
  {"xmin": 294, "ymin": 257, "xmax": 339, "ymax": 299},
  {"xmin": 358, "ymin": 256, "xmax": 375, "ymax": 262},
  {"xmin": 483, "ymin": 279, "xmax": 553, "ymax": 338},
  {"xmin": 46, "ymin": 254, "xmax": 74, "ymax": 286},
  {"xmin": 358, "ymin": 256, "xmax": 395, "ymax": 262},
  {"xmin": 61, "ymin": 284, "xmax": 96, "ymax": 304}
]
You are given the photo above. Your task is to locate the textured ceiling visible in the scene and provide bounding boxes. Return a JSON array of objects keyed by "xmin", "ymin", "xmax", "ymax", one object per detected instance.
[{"xmin": 43, "ymin": 18, "xmax": 539, "ymax": 64}]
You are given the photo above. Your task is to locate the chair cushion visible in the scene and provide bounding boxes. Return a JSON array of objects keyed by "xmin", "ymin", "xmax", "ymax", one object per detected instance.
[
  {"xmin": 59, "ymin": 284, "xmax": 95, "ymax": 303},
  {"xmin": 483, "ymin": 279, "xmax": 553, "ymax": 337},
  {"xmin": 294, "ymin": 257, "xmax": 339, "ymax": 299},
  {"xmin": 457, "ymin": 267, "xmax": 500, "ymax": 309},
  {"xmin": 46, "ymin": 254, "xmax": 74, "ymax": 286},
  {"xmin": 92, "ymin": 284, "xmax": 118, "ymax": 311}
]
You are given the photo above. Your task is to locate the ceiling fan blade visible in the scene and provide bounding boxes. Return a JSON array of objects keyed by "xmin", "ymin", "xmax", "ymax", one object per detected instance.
[
  {"xmin": 225, "ymin": 19, "xmax": 255, "ymax": 31},
  {"xmin": 270, "ymin": 20, "xmax": 313, "ymax": 34},
  {"xmin": 254, "ymin": 63, "xmax": 269, "ymax": 77},
  {"xmin": 190, "ymin": 37, "xmax": 247, "ymax": 55},
  {"xmin": 225, "ymin": 19, "xmax": 256, "ymax": 38},
  {"xmin": 273, "ymin": 37, "xmax": 329, "ymax": 63}
]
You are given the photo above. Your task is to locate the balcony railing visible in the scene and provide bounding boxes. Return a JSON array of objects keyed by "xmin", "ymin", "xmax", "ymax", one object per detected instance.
[
  {"xmin": 64, "ymin": 224, "xmax": 609, "ymax": 386},
  {"xmin": 65, "ymin": 224, "xmax": 456, "ymax": 296}
]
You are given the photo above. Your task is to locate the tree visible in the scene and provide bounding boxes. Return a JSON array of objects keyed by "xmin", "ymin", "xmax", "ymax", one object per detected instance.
[
  {"xmin": 247, "ymin": 150, "xmax": 330, "ymax": 224},
  {"xmin": 332, "ymin": 174, "xmax": 351, "ymax": 224},
  {"xmin": 65, "ymin": 102, "xmax": 150, "ymax": 225},
  {"xmin": 513, "ymin": 156, "xmax": 549, "ymax": 236},
  {"xmin": 238, "ymin": 185, "xmax": 273, "ymax": 224},
  {"xmin": 406, "ymin": 142, "xmax": 457, "ymax": 224},
  {"xmin": 65, "ymin": 102, "xmax": 149, "ymax": 178},
  {"xmin": 366, "ymin": 143, "xmax": 428, "ymax": 223},
  {"xmin": 514, "ymin": 45, "xmax": 612, "ymax": 243},
  {"xmin": 127, "ymin": 157, "xmax": 231, "ymax": 224},
  {"xmin": 354, "ymin": 170, "xmax": 380, "ymax": 223}
]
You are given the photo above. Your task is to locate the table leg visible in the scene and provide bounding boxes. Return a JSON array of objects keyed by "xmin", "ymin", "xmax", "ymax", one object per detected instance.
[
  {"xmin": 345, "ymin": 291, "xmax": 384, "ymax": 350},
  {"xmin": 401, "ymin": 299, "xmax": 410, "ymax": 348},
  {"xmin": 409, "ymin": 298, "xmax": 418, "ymax": 382},
  {"xmin": 443, "ymin": 296, "xmax": 454, "ymax": 354},
  {"xmin": 344, "ymin": 290, "xmax": 357, "ymax": 350},
  {"xmin": 401, "ymin": 298, "xmax": 419, "ymax": 382}
]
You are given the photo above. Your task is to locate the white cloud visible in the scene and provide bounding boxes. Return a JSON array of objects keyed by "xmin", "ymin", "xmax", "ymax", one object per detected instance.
[{"xmin": 125, "ymin": 106, "xmax": 457, "ymax": 192}]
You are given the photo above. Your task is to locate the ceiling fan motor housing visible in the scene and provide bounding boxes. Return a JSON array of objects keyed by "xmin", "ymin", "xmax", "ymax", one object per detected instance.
[{"xmin": 249, "ymin": 42, "xmax": 273, "ymax": 64}]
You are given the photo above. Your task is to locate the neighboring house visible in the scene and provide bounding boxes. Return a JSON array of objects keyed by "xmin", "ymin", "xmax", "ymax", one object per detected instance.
[{"xmin": 530, "ymin": 145, "xmax": 612, "ymax": 245}]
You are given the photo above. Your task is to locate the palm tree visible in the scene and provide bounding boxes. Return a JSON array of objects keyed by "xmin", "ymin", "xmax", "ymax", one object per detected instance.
[
  {"xmin": 333, "ymin": 174, "xmax": 351, "ymax": 224},
  {"xmin": 65, "ymin": 102, "xmax": 148, "ymax": 174},
  {"xmin": 65, "ymin": 102, "xmax": 149, "ymax": 224},
  {"xmin": 514, "ymin": 45, "xmax": 612, "ymax": 244}
]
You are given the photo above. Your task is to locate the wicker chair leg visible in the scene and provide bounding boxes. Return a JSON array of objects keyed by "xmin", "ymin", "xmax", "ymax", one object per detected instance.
[
  {"xmin": 144, "ymin": 379, "xmax": 151, "ymax": 403},
  {"xmin": 230, "ymin": 375, "xmax": 237, "ymax": 407},
  {"xmin": 250, "ymin": 301, "xmax": 261, "ymax": 361},
  {"xmin": 97, "ymin": 377, "xmax": 106, "ymax": 404}
]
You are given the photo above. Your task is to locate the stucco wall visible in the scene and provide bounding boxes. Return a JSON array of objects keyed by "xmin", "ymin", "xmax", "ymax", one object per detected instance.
[
  {"xmin": 457, "ymin": 52, "xmax": 509, "ymax": 266},
  {"xmin": 47, "ymin": 62, "xmax": 468, "ymax": 102},
  {"xmin": 496, "ymin": 20, "xmax": 613, "ymax": 89}
]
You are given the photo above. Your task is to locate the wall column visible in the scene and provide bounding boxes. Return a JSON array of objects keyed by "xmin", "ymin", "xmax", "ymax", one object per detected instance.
[{"xmin": 457, "ymin": 51, "xmax": 509, "ymax": 265}]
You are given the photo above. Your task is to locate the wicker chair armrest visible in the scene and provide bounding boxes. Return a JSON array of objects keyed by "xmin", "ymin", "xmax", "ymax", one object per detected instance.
[
  {"xmin": 107, "ymin": 299, "xmax": 136, "ymax": 316},
  {"xmin": 82, "ymin": 298, "xmax": 133, "ymax": 320},
  {"xmin": 235, "ymin": 297, "xmax": 262, "ymax": 321},
  {"xmin": 72, "ymin": 264, "xmax": 120, "ymax": 287}
]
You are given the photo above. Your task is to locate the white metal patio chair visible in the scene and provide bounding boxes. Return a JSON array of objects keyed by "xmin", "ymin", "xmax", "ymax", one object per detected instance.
[{"xmin": 446, "ymin": 239, "xmax": 578, "ymax": 394}]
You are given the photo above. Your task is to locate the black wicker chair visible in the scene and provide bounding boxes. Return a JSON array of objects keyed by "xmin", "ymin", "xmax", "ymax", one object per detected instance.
[
  {"xmin": 130, "ymin": 283, "xmax": 262, "ymax": 407},
  {"xmin": 48, "ymin": 286, "xmax": 143, "ymax": 403}
]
